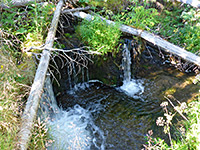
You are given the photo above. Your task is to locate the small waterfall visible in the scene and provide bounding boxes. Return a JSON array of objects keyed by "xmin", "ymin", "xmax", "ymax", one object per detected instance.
[
  {"xmin": 67, "ymin": 66, "xmax": 72, "ymax": 90},
  {"xmin": 82, "ymin": 67, "xmax": 85, "ymax": 83},
  {"xmin": 72, "ymin": 62, "xmax": 78, "ymax": 85},
  {"xmin": 39, "ymin": 75, "xmax": 60, "ymax": 119},
  {"xmin": 122, "ymin": 43, "xmax": 132, "ymax": 82},
  {"xmin": 120, "ymin": 42, "xmax": 144, "ymax": 98}
]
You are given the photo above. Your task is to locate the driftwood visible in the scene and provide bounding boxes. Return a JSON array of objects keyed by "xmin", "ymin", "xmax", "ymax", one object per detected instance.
[
  {"xmin": 17, "ymin": 0, "xmax": 64, "ymax": 149},
  {"xmin": 72, "ymin": 11, "xmax": 200, "ymax": 67}
]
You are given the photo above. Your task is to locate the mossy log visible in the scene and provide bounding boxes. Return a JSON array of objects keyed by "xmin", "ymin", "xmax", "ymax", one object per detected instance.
[
  {"xmin": 72, "ymin": 11, "xmax": 200, "ymax": 67},
  {"xmin": 17, "ymin": 0, "xmax": 64, "ymax": 149}
]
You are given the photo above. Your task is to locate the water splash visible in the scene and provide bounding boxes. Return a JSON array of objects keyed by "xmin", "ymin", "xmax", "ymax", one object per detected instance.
[
  {"xmin": 40, "ymin": 78, "xmax": 105, "ymax": 150},
  {"xmin": 120, "ymin": 43, "xmax": 144, "ymax": 97},
  {"xmin": 48, "ymin": 104, "xmax": 103, "ymax": 150}
]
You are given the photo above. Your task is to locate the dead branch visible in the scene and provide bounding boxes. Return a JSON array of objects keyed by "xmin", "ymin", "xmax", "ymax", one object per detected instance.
[{"xmin": 165, "ymin": 96, "xmax": 189, "ymax": 122}]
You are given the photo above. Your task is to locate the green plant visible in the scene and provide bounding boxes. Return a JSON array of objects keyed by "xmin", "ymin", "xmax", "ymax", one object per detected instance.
[
  {"xmin": 1, "ymin": 2, "xmax": 55, "ymax": 53},
  {"xmin": 112, "ymin": 1, "xmax": 158, "ymax": 30},
  {"xmin": 144, "ymin": 97, "xmax": 200, "ymax": 149},
  {"xmin": 76, "ymin": 17, "xmax": 122, "ymax": 54},
  {"xmin": 154, "ymin": 6, "xmax": 200, "ymax": 53}
]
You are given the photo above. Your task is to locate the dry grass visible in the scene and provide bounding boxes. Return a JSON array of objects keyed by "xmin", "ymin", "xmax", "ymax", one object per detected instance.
[{"xmin": 0, "ymin": 47, "xmax": 35, "ymax": 149}]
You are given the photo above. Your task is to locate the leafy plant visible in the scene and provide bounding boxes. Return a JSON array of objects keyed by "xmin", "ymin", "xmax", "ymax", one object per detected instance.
[
  {"xmin": 1, "ymin": 2, "xmax": 55, "ymax": 53},
  {"xmin": 76, "ymin": 17, "xmax": 122, "ymax": 54},
  {"xmin": 154, "ymin": 6, "xmax": 200, "ymax": 53},
  {"xmin": 112, "ymin": 1, "xmax": 158, "ymax": 30}
]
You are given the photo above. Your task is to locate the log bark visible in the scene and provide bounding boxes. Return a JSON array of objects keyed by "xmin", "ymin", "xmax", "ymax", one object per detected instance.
[
  {"xmin": 72, "ymin": 11, "xmax": 200, "ymax": 67},
  {"xmin": 62, "ymin": 6, "xmax": 91, "ymax": 14},
  {"xmin": 1, "ymin": 0, "xmax": 43, "ymax": 8},
  {"xmin": 17, "ymin": 0, "xmax": 64, "ymax": 150}
]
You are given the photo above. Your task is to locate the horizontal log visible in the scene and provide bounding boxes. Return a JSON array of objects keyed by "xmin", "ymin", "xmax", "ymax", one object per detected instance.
[
  {"xmin": 17, "ymin": 0, "xmax": 64, "ymax": 150},
  {"xmin": 11, "ymin": 0, "xmax": 43, "ymax": 7},
  {"xmin": 62, "ymin": 6, "xmax": 91, "ymax": 14},
  {"xmin": 0, "ymin": 0, "xmax": 44, "ymax": 10},
  {"xmin": 72, "ymin": 11, "xmax": 200, "ymax": 67},
  {"xmin": 175, "ymin": 0, "xmax": 200, "ymax": 8}
]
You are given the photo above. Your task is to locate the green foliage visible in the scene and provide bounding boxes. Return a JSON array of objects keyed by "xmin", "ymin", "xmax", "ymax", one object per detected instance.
[
  {"xmin": 112, "ymin": 1, "xmax": 158, "ymax": 30},
  {"xmin": 1, "ymin": 2, "xmax": 55, "ymax": 52},
  {"xmin": 79, "ymin": 0, "xmax": 129, "ymax": 12},
  {"xmin": 76, "ymin": 17, "xmax": 122, "ymax": 54},
  {"xmin": 154, "ymin": 7, "xmax": 200, "ymax": 53}
]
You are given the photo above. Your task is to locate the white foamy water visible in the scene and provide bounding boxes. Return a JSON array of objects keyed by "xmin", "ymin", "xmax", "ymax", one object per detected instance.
[
  {"xmin": 41, "ymin": 78, "xmax": 105, "ymax": 150},
  {"xmin": 68, "ymin": 82, "xmax": 90, "ymax": 95},
  {"xmin": 120, "ymin": 79, "xmax": 144, "ymax": 98},
  {"xmin": 47, "ymin": 104, "xmax": 105, "ymax": 150}
]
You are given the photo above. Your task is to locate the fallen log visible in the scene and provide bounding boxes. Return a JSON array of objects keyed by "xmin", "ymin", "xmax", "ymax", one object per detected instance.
[
  {"xmin": 174, "ymin": 0, "xmax": 200, "ymax": 8},
  {"xmin": 17, "ymin": 0, "xmax": 64, "ymax": 149},
  {"xmin": 62, "ymin": 6, "xmax": 91, "ymax": 14},
  {"xmin": 0, "ymin": 0, "xmax": 43, "ymax": 8},
  {"xmin": 72, "ymin": 11, "xmax": 200, "ymax": 67}
]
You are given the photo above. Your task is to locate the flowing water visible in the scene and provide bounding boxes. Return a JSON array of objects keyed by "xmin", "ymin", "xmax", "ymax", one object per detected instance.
[{"xmin": 40, "ymin": 43, "xmax": 199, "ymax": 149}]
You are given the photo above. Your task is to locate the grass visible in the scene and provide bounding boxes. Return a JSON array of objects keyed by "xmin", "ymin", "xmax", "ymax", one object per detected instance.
[
  {"xmin": 0, "ymin": 0, "xmax": 56, "ymax": 149},
  {"xmin": 0, "ymin": 47, "xmax": 35, "ymax": 149}
]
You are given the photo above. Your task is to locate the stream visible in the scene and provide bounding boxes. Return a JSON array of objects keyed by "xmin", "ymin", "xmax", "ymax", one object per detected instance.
[{"xmin": 39, "ymin": 41, "xmax": 199, "ymax": 150}]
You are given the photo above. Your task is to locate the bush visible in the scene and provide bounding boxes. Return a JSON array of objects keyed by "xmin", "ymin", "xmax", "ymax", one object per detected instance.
[{"xmin": 77, "ymin": 17, "xmax": 122, "ymax": 54}]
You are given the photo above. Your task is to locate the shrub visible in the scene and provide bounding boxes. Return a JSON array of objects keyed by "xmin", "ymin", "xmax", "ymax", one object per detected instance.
[{"xmin": 76, "ymin": 17, "xmax": 122, "ymax": 54}]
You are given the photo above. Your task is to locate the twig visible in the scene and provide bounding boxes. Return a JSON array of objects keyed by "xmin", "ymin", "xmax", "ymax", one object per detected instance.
[
  {"xmin": 25, "ymin": 46, "xmax": 102, "ymax": 55},
  {"xmin": 164, "ymin": 96, "xmax": 189, "ymax": 122}
]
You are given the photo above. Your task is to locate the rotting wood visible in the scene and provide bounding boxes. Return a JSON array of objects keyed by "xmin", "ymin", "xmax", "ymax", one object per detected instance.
[
  {"xmin": 17, "ymin": 0, "xmax": 64, "ymax": 149},
  {"xmin": 72, "ymin": 11, "xmax": 200, "ymax": 67}
]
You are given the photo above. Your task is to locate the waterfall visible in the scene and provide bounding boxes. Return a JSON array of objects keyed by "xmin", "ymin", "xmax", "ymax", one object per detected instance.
[
  {"xmin": 122, "ymin": 43, "xmax": 132, "ymax": 82},
  {"xmin": 39, "ymin": 75, "xmax": 104, "ymax": 150},
  {"xmin": 39, "ymin": 75, "xmax": 60, "ymax": 119},
  {"xmin": 67, "ymin": 66, "xmax": 72, "ymax": 90},
  {"xmin": 120, "ymin": 42, "xmax": 144, "ymax": 98}
]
